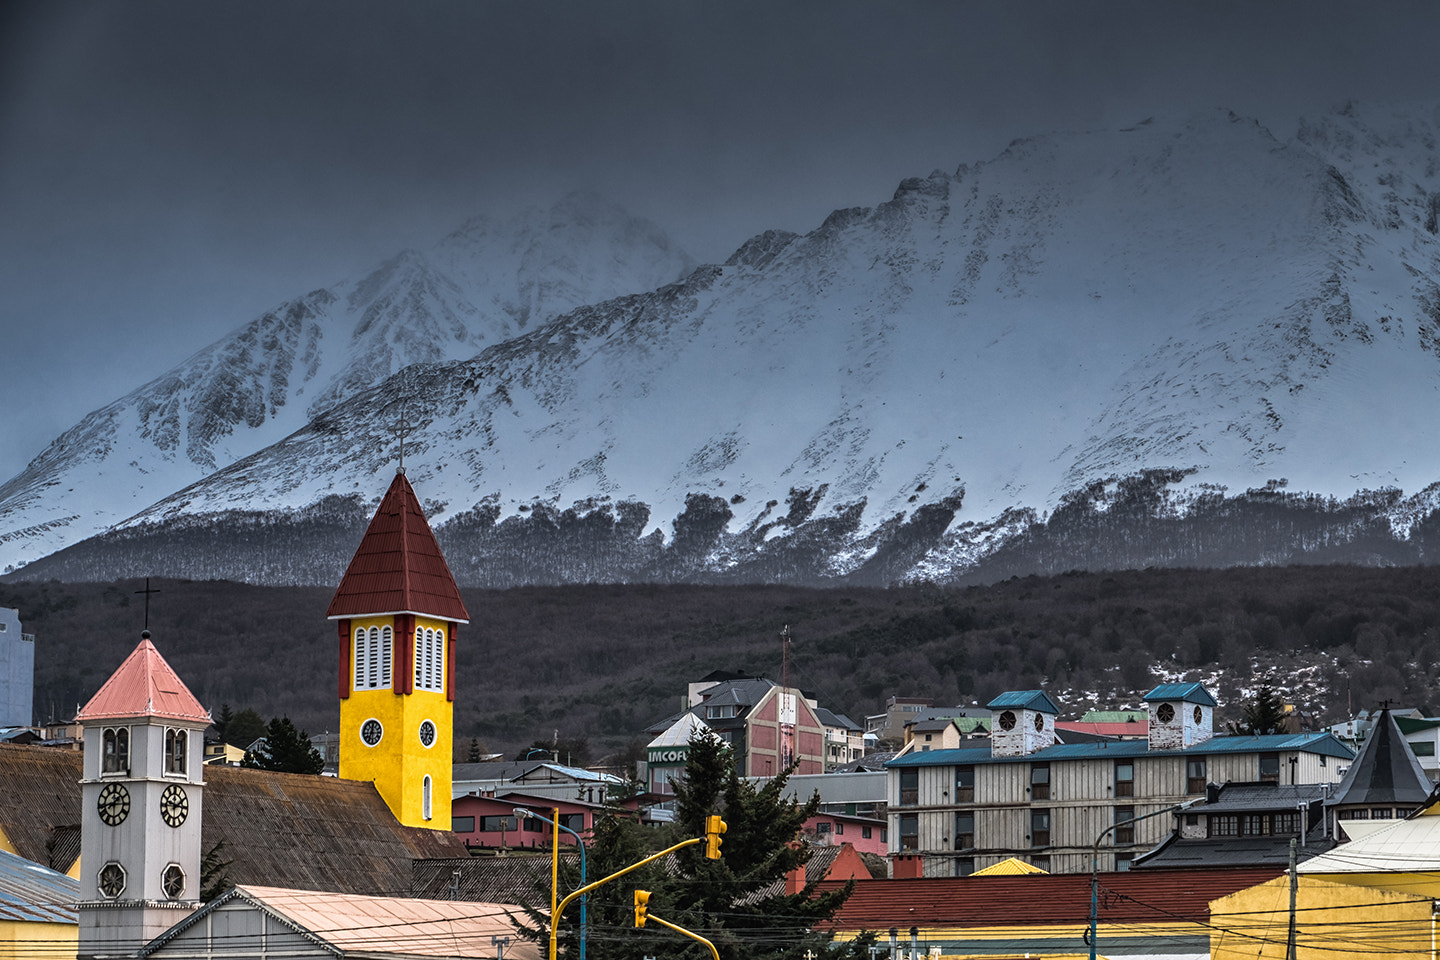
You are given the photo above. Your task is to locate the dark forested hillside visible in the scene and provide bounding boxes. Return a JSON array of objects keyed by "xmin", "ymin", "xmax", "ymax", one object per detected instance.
[{"xmin": 6, "ymin": 565, "xmax": 1439, "ymax": 759}]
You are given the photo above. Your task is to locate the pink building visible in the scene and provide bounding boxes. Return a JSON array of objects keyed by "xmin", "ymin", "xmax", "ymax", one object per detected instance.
[
  {"xmin": 450, "ymin": 792, "xmax": 608, "ymax": 851},
  {"xmin": 801, "ymin": 813, "xmax": 889, "ymax": 856}
]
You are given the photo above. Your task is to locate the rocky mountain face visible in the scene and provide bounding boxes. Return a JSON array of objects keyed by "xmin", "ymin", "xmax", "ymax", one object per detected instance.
[
  {"xmin": 0, "ymin": 193, "xmax": 694, "ymax": 573},
  {"xmin": 9, "ymin": 102, "xmax": 1440, "ymax": 587}
]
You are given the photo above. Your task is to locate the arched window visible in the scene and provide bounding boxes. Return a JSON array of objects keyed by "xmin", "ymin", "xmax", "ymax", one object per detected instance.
[
  {"xmin": 379, "ymin": 626, "xmax": 393, "ymax": 688},
  {"xmin": 414, "ymin": 627, "xmax": 444, "ymax": 692},
  {"xmin": 353, "ymin": 627, "xmax": 367, "ymax": 689},
  {"xmin": 103, "ymin": 727, "xmax": 129, "ymax": 774},
  {"xmin": 165, "ymin": 729, "xmax": 187, "ymax": 775},
  {"xmin": 423, "ymin": 775, "xmax": 433, "ymax": 820},
  {"xmin": 367, "ymin": 626, "xmax": 381, "ymax": 687},
  {"xmin": 353, "ymin": 625, "xmax": 394, "ymax": 691}
]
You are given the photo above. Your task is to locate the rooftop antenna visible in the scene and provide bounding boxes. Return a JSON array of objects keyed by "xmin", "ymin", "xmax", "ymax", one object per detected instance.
[
  {"xmin": 134, "ymin": 578, "xmax": 161, "ymax": 631},
  {"xmin": 780, "ymin": 624, "xmax": 792, "ymax": 693}
]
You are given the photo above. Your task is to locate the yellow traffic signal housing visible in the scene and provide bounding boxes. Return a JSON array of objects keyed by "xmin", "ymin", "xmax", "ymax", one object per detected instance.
[
  {"xmin": 704, "ymin": 815, "xmax": 727, "ymax": 859},
  {"xmin": 634, "ymin": 889, "xmax": 651, "ymax": 927}
]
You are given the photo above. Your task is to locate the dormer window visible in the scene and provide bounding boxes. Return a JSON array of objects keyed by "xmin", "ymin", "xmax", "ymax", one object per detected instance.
[
  {"xmin": 102, "ymin": 727, "xmax": 129, "ymax": 775},
  {"xmin": 706, "ymin": 704, "xmax": 735, "ymax": 720}
]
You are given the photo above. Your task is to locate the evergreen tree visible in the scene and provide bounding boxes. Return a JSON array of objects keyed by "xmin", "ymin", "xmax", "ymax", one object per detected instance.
[
  {"xmin": 212, "ymin": 703, "xmax": 234, "ymax": 744},
  {"xmin": 224, "ymin": 707, "xmax": 268, "ymax": 749},
  {"xmin": 516, "ymin": 734, "xmax": 873, "ymax": 960},
  {"xmin": 467, "ymin": 737, "xmax": 484, "ymax": 763},
  {"xmin": 241, "ymin": 716, "xmax": 325, "ymax": 774},
  {"xmin": 1228, "ymin": 685, "xmax": 1290, "ymax": 735}
]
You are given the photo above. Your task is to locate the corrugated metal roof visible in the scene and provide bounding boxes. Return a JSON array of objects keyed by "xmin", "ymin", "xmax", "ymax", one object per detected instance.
[
  {"xmin": 1145, "ymin": 683, "xmax": 1218, "ymax": 707},
  {"xmin": 886, "ymin": 732, "xmax": 1354, "ymax": 767},
  {"xmin": 143, "ymin": 884, "xmax": 540, "ymax": 959},
  {"xmin": 74, "ymin": 637, "xmax": 211, "ymax": 724},
  {"xmin": 820, "ymin": 867, "xmax": 1282, "ymax": 929},
  {"xmin": 326, "ymin": 471, "xmax": 470, "ymax": 623},
  {"xmin": 0, "ymin": 744, "xmax": 467, "ymax": 897},
  {"xmin": 986, "ymin": 690, "xmax": 1060, "ymax": 713},
  {"xmin": 412, "ymin": 854, "xmax": 578, "ymax": 903},
  {"xmin": 971, "ymin": 856, "xmax": 1048, "ymax": 875},
  {"xmin": 0, "ymin": 846, "xmax": 77, "ymax": 925},
  {"xmin": 1299, "ymin": 813, "xmax": 1440, "ymax": 873}
]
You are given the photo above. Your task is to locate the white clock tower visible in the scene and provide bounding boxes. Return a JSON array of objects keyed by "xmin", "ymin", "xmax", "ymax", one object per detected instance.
[{"xmin": 76, "ymin": 631, "xmax": 210, "ymax": 959}]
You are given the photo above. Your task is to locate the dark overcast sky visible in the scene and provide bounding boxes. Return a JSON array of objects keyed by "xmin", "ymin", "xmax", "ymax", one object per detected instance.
[{"xmin": 2, "ymin": 0, "xmax": 1438, "ymax": 481}]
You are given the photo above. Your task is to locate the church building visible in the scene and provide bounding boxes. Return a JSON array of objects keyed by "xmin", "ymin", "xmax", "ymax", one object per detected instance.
[{"xmin": 327, "ymin": 468, "xmax": 470, "ymax": 828}]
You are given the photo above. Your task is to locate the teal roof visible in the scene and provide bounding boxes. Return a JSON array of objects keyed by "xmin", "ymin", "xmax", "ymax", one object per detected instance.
[
  {"xmin": 1144, "ymin": 683, "xmax": 1218, "ymax": 707},
  {"xmin": 886, "ymin": 732, "xmax": 1354, "ymax": 767},
  {"xmin": 987, "ymin": 690, "xmax": 1060, "ymax": 714},
  {"xmin": 0, "ymin": 847, "xmax": 77, "ymax": 925}
]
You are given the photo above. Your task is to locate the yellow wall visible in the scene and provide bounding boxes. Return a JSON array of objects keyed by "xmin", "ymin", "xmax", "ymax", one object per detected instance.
[
  {"xmin": 339, "ymin": 615, "xmax": 453, "ymax": 828},
  {"xmin": 1211, "ymin": 875, "xmax": 1435, "ymax": 959},
  {"xmin": 0, "ymin": 918, "xmax": 77, "ymax": 960}
]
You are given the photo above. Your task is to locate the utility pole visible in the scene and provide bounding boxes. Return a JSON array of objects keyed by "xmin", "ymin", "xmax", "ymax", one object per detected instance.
[{"xmin": 1286, "ymin": 837, "xmax": 1299, "ymax": 960}]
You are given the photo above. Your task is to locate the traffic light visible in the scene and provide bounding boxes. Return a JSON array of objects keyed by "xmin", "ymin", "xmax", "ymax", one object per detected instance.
[
  {"xmin": 704, "ymin": 814, "xmax": 727, "ymax": 859},
  {"xmin": 634, "ymin": 889, "xmax": 651, "ymax": 927}
]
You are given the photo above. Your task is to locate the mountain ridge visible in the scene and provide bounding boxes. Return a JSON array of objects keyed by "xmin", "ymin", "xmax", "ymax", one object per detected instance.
[{"xmin": 8, "ymin": 103, "xmax": 1440, "ymax": 585}]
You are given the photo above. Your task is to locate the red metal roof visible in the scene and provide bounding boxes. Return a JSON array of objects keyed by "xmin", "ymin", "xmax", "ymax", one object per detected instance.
[
  {"xmin": 326, "ymin": 471, "xmax": 469, "ymax": 623},
  {"xmin": 74, "ymin": 636, "xmax": 211, "ymax": 724},
  {"xmin": 818, "ymin": 866, "xmax": 1282, "ymax": 929}
]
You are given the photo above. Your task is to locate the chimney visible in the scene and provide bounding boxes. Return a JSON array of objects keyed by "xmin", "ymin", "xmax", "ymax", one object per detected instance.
[
  {"xmin": 893, "ymin": 854, "xmax": 923, "ymax": 879},
  {"xmin": 785, "ymin": 840, "xmax": 807, "ymax": 894}
]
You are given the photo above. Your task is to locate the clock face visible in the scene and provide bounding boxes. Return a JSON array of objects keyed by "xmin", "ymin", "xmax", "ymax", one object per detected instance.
[
  {"xmin": 97, "ymin": 783, "xmax": 130, "ymax": 826},
  {"xmin": 998, "ymin": 710, "xmax": 1017, "ymax": 731},
  {"xmin": 1033, "ymin": 712, "xmax": 1045, "ymax": 732},
  {"xmin": 1157, "ymin": 703, "xmax": 1176, "ymax": 724},
  {"xmin": 418, "ymin": 719, "xmax": 436, "ymax": 748},
  {"xmin": 162, "ymin": 863, "xmax": 186, "ymax": 899},
  {"xmin": 98, "ymin": 862, "xmax": 126, "ymax": 899},
  {"xmin": 361, "ymin": 718, "xmax": 384, "ymax": 747},
  {"xmin": 160, "ymin": 784, "xmax": 189, "ymax": 828}
]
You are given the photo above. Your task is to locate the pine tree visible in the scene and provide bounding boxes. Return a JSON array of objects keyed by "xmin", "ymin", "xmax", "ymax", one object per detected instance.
[
  {"xmin": 515, "ymin": 734, "xmax": 873, "ymax": 960},
  {"xmin": 1228, "ymin": 685, "xmax": 1290, "ymax": 735},
  {"xmin": 224, "ymin": 707, "xmax": 268, "ymax": 749},
  {"xmin": 241, "ymin": 716, "xmax": 325, "ymax": 774}
]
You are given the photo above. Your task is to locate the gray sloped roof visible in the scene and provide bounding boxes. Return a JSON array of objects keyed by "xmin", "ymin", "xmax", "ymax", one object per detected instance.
[{"xmin": 1326, "ymin": 708, "xmax": 1433, "ymax": 808}]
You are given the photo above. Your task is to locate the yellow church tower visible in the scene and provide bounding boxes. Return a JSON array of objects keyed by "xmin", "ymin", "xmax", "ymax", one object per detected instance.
[{"xmin": 327, "ymin": 468, "xmax": 469, "ymax": 828}]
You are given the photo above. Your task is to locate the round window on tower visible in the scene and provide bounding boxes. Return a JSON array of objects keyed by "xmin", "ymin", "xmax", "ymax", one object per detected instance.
[
  {"xmin": 1033, "ymin": 712, "xmax": 1045, "ymax": 731},
  {"xmin": 1157, "ymin": 703, "xmax": 1175, "ymax": 724},
  {"xmin": 361, "ymin": 718, "xmax": 384, "ymax": 747},
  {"xmin": 998, "ymin": 710, "xmax": 1017, "ymax": 731},
  {"xmin": 1194, "ymin": 705, "xmax": 1204, "ymax": 724},
  {"xmin": 418, "ymin": 720, "xmax": 437, "ymax": 748}
]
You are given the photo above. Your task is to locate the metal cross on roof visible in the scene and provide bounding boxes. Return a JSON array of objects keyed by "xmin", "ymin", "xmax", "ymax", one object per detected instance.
[{"xmin": 134, "ymin": 577, "xmax": 161, "ymax": 630}]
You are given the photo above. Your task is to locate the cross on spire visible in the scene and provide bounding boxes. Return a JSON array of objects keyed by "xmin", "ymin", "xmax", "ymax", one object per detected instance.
[
  {"xmin": 134, "ymin": 578, "xmax": 161, "ymax": 630},
  {"xmin": 384, "ymin": 391, "xmax": 415, "ymax": 475}
]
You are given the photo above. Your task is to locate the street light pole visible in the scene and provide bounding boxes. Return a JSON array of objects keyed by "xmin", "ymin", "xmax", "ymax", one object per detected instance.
[
  {"xmin": 516, "ymin": 806, "xmax": 590, "ymax": 960},
  {"xmin": 1089, "ymin": 797, "xmax": 1201, "ymax": 960}
]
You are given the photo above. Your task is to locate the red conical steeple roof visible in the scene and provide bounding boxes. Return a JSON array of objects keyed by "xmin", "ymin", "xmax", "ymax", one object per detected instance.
[
  {"xmin": 326, "ymin": 471, "xmax": 470, "ymax": 623},
  {"xmin": 75, "ymin": 635, "xmax": 211, "ymax": 724}
]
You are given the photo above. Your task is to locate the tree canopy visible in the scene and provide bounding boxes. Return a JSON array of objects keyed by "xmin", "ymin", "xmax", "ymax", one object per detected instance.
[
  {"xmin": 518, "ymin": 734, "xmax": 873, "ymax": 960},
  {"xmin": 1227, "ymin": 685, "xmax": 1291, "ymax": 735},
  {"xmin": 241, "ymin": 716, "xmax": 325, "ymax": 774}
]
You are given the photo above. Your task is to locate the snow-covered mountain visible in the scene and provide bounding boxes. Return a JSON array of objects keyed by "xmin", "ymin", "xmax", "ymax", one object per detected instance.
[
  {"xmin": 11, "ymin": 102, "xmax": 1440, "ymax": 586},
  {"xmin": 0, "ymin": 193, "xmax": 694, "ymax": 572}
]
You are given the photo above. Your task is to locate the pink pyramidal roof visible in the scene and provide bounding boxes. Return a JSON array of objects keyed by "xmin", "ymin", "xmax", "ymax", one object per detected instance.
[{"xmin": 75, "ymin": 635, "xmax": 211, "ymax": 724}]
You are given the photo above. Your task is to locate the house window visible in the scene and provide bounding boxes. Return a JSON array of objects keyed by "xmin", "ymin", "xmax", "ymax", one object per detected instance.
[
  {"xmin": 1114, "ymin": 760, "xmax": 1134, "ymax": 797},
  {"xmin": 1273, "ymin": 812, "xmax": 1301, "ymax": 835},
  {"xmin": 422, "ymin": 775, "xmax": 432, "ymax": 820},
  {"xmin": 862, "ymin": 826, "xmax": 873, "ymax": 839},
  {"xmin": 1115, "ymin": 854, "xmax": 1134, "ymax": 871},
  {"xmin": 102, "ymin": 728, "xmax": 129, "ymax": 775},
  {"xmin": 1371, "ymin": 808, "xmax": 1395, "ymax": 819},
  {"xmin": 1030, "ymin": 763, "xmax": 1050, "ymax": 800},
  {"xmin": 881, "ymin": 829, "xmax": 887, "ymax": 843},
  {"xmin": 955, "ymin": 765, "xmax": 975, "ymax": 802},
  {"xmin": 1031, "ymin": 809, "xmax": 1050, "ymax": 847},
  {"xmin": 1210, "ymin": 815, "xmax": 1240, "ymax": 837},
  {"xmin": 816, "ymin": 821, "xmax": 832, "ymax": 834},
  {"xmin": 1243, "ymin": 814, "xmax": 1268, "ymax": 836},
  {"xmin": 899, "ymin": 768, "xmax": 918, "ymax": 806},
  {"xmin": 955, "ymin": 812, "xmax": 974, "ymax": 849},
  {"xmin": 165, "ymin": 728, "xmax": 187, "ymax": 775},
  {"xmin": 900, "ymin": 815, "xmax": 918, "ymax": 851},
  {"xmin": 452, "ymin": 816, "xmax": 475, "ymax": 832},
  {"xmin": 956, "ymin": 857, "xmax": 975, "ymax": 877},
  {"xmin": 480, "ymin": 815, "xmax": 518, "ymax": 831},
  {"xmin": 1030, "ymin": 855, "xmax": 1050, "ymax": 871},
  {"xmin": 353, "ymin": 625, "xmax": 393, "ymax": 691},
  {"xmin": 415, "ymin": 627, "xmax": 445, "ymax": 693},
  {"xmin": 706, "ymin": 705, "xmax": 735, "ymax": 720},
  {"xmin": 1259, "ymin": 753, "xmax": 1280, "ymax": 782},
  {"xmin": 1413, "ymin": 742, "xmax": 1436, "ymax": 757},
  {"xmin": 1186, "ymin": 758, "xmax": 1206, "ymax": 794},
  {"xmin": 835, "ymin": 822, "xmax": 844, "ymax": 835},
  {"xmin": 1114, "ymin": 806, "xmax": 1135, "ymax": 844}
]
